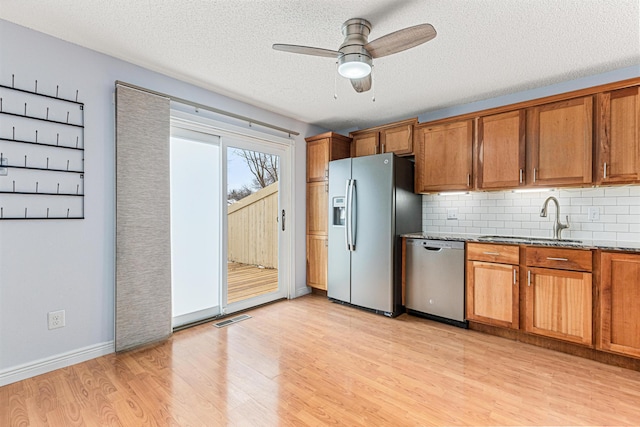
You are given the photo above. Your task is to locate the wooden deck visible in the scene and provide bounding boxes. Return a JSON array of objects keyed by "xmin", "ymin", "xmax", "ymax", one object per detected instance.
[{"xmin": 227, "ymin": 261, "xmax": 278, "ymax": 304}]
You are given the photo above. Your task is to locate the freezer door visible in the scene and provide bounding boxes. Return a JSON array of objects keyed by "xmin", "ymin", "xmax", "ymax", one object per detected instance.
[
  {"xmin": 327, "ymin": 157, "xmax": 352, "ymax": 303},
  {"xmin": 350, "ymin": 153, "xmax": 395, "ymax": 313}
]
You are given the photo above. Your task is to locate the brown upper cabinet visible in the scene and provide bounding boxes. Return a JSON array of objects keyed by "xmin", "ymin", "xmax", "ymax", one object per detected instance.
[
  {"xmin": 306, "ymin": 133, "xmax": 351, "ymax": 182},
  {"xmin": 477, "ymin": 110, "xmax": 526, "ymax": 190},
  {"xmin": 351, "ymin": 132, "xmax": 379, "ymax": 157},
  {"xmin": 350, "ymin": 118, "xmax": 417, "ymax": 158},
  {"xmin": 595, "ymin": 86, "xmax": 640, "ymax": 184},
  {"xmin": 415, "ymin": 119, "xmax": 473, "ymax": 193},
  {"xmin": 526, "ymin": 96, "xmax": 593, "ymax": 187}
]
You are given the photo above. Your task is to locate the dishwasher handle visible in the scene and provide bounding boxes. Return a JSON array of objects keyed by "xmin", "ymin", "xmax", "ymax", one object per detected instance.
[{"xmin": 423, "ymin": 246, "xmax": 443, "ymax": 252}]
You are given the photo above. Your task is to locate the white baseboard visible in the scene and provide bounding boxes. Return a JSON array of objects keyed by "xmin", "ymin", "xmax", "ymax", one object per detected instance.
[
  {"xmin": 0, "ymin": 341, "xmax": 114, "ymax": 386},
  {"xmin": 293, "ymin": 286, "xmax": 312, "ymax": 298}
]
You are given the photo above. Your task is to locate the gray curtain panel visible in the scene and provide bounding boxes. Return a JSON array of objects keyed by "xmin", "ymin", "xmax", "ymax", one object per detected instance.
[{"xmin": 115, "ymin": 84, "xmax": 172, "ymax": 352}]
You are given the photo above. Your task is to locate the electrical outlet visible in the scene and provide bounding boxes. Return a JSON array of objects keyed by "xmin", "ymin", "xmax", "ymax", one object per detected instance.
[
  {"xmin": 447, "ymin": 208, "xmax": 458, "ymax": 220},
  {"xmin": 588, "ymin": 207, "xmax": 600, "ymax": 221},
  {"xmin": 48, "ymin": 310, "xmax": 65, "ymax": 330}
]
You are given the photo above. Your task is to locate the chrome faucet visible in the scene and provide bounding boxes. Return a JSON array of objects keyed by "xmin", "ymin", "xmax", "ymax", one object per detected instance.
[{"xmin": 540, "ymin": 196, "xmax": 569, "ymax": 239}]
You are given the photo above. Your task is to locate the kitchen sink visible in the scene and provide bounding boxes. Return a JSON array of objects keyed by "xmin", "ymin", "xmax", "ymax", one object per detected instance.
[{"xmin": 478, "ymin": 235, "xmax": 583, "ymax": 244}]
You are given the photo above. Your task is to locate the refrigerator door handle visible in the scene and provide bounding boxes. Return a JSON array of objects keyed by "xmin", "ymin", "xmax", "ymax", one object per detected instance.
[
  {"xmin": 345, "ymin": 179, "xmax": 351, "ymax": 251},
  {"xmin": 350, "ymin": 179, "xmax": 357, "ymax": 250}
]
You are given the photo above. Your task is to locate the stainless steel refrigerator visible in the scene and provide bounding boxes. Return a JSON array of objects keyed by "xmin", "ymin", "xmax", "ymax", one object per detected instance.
[{"xmin": 327, "ymin": 153, "xmax": 421, "ymax": 316}]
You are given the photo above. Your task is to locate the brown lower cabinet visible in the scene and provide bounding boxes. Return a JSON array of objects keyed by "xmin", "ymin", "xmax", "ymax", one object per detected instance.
[
  {"xmin": 599, "ymin": 252, "xmax": 640, "ymax": 358},
  {"xmin": 467, "ymin": 245, "xmax": 595, "ymax": 347},
  {"xmin": 306, "ymin": 235, "xmax": 328, "ymax": 290},
  {"xmin": 466, "ymin": 243, "xmax": 519, "ymax": 329},
  {"xmin": 524, "ymin": 246, "xmax": 593, "ymax": 346},
  {"xmin": 525, "ymin": 267, "xmax": 592, "ymax": 346}
]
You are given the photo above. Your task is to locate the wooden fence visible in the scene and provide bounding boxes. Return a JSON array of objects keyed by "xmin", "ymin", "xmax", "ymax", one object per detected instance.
[{"xmin": 227, "ymin": 182, "xmax": 278, "ymax": 268}]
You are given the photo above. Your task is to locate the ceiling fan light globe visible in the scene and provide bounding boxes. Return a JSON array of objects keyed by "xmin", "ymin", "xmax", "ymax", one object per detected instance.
[{"xmin": 338, "ymin": 54, "xmax": 372, "ymax": 79}]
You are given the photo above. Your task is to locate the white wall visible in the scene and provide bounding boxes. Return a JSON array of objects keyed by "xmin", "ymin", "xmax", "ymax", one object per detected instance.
[
  {"xmin": 0, "ymin": 19, "xmax": 325, "ymax": 384},
  {"xmin": 423, "ymin": 186, "xmax": 640, "ymax": 242}
]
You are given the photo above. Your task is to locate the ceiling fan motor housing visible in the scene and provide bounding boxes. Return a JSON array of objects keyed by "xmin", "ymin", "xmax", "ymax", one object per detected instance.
[{"xmin": 338, "ymin": 18, "xmax": 373, "ymax": 78}]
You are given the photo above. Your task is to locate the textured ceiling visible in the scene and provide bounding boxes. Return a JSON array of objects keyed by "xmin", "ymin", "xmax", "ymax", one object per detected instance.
[{"xmin": 1, "ymin": 0, "xmax": 639, "ymax": 130}]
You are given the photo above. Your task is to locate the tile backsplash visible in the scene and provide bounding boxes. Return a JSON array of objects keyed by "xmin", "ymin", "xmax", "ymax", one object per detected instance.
[{"xmin": 422, "ymin": 186, "xmax": 640, "ymax": 242}]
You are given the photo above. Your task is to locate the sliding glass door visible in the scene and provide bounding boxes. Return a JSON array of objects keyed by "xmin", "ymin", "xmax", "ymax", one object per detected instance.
[
  {"xmin": 170, "ymin": 129, "xmax": 222, "ymax": 327},
  {"xmin": 224, "ymin": 140, "xmax": 288, "ymax": 313},
  {"xmin": 170, "ymin": 116, "xmax": 291, "ymax": 326}
]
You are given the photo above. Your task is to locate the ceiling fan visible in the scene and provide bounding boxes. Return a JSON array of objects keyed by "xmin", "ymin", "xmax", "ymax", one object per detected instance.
[{"xmin": 273, "ymin": 18, "xmax": 436, "ymax": 93}]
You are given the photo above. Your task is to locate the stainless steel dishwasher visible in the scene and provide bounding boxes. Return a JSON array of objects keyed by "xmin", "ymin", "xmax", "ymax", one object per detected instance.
[{"xmin": 405, "ymin": 239, "xmax": 467, "ymax": 328}]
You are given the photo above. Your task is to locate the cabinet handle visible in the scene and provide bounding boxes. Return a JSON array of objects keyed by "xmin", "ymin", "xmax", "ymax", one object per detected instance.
[
  {"xmin": 546, "ymin": 257, "xmax": 568, "ymax": 261},
  {"xmin": 513, "ymin": 268, "xmax": 517, "ymax": 285},
  {"xmin": 325, "ymin": 182, "xmax": 328, "ymax": 192},
  {"xmin": 467, "ymin": 174, "xmax": 471, "ymax": 187},
  {"xmin": 375, "ymin": 145, "xmax": 378, "ymax": 155},
  {"xmin": 527, "ymin": 270, "xmax": 531, "ymax": 286},
  {"xmin": 603, "ymin": 162, "xmax": 608, "ymax": 179},
  {"xmin": 519, "ymin": 169, "xmax": 523, "ymax": 184},
  {"xmin": 483, "ymin": 251, "xmax": 500, "ymax": 256},
  {"xmin": 325, "ymin": 168, "xmax": 329, "ymax": 179},
  {"xmin": 382, "ymin": 143, "xmax": 385, "ymax": 153},
  {"xmin": 533, "ymin": 168, "xmax": 537, "ymax": 183}
]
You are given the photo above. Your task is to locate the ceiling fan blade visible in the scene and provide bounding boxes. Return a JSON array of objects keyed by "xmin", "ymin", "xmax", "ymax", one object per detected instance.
[
  {"xmin": 350, "ymin": 75, "xmax": 372, "ymax": 93},
  {"xmin": 272, "ymin": 44, "xmax": 340, "ymax": 58},
  {"xmin": 364, "ymin": 23, "xmax": 436, "ymax": 58}
]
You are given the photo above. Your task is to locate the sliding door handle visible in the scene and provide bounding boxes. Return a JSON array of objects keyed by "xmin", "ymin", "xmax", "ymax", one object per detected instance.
[{"xmin": 281, "ymin": 209, "xmax": 285, "ymax": 231}]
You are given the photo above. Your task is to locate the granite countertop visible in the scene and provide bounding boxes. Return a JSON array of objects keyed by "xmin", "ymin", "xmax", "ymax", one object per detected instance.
[{"xmin": 402, "ymin": 232, "xmax": 640, "ymax": 253}]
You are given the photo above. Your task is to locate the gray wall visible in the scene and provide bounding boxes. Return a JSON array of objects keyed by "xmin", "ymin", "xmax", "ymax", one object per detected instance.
[{"xmin": 0, "ymin": 19, "xmax": 325, "ymax": 382}]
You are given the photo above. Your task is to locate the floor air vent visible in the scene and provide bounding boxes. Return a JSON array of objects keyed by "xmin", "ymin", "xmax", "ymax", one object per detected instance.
[{"xmin": 214, "ymin": 314, "xmax": 252, "ymax": 328}]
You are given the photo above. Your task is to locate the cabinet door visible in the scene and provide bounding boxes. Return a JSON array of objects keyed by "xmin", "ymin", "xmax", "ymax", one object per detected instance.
[
  {"xmin": 525, "ymin": 267, "xmax": 592, "ymax": 346},
  {"xmin": 306, "ymin": 235, "xmax": 328, "ymax": 290},
  {"xmin": 415, "ymin": 120, "xmax": 473, "ymax": 192},
  {"xmin": 599, "ymin": 252, "xmax": 640, "ymax": 358},
  {"xmin": 306, "ymin": 182, "xmax": 328, "ymax": 235},
  {"xmin": 380, "ymin": 124, "xmax": 413, "ymax": 156},
  {"xmin": 352, "ymin": 132, "xmax": 379, "ymax": 157},
  {"xmin": 466, "ymin": 261, "xmax": 519, "ymax": 329},
  {"xmin": 477, "ymin": 110, "xmax": 526, "ymax": 189},
  {"xmin": 307, "ymin": 138, "xmax": 329, "ymax": 182},
  {"xmin": 527, "ymin": 96, "xmax": 593, "ymax": 186},
  {"xmin": 596, "ymin": 86, "xmax": 640, "ymax": 184}
]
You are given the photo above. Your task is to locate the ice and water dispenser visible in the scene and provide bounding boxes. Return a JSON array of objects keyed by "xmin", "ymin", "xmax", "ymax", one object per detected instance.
[{"xmin": 332, "ymin": 196, "xmax": 346, "ymax": 226}]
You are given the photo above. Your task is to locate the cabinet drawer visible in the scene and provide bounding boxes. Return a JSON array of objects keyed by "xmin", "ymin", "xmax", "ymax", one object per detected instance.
[
  {"xmin": 526, "ymin": 247, "xmax": 592, "ymax": 272},
  {"xmin": 467, "ymin": 243, "xmax": 519, "ymax": 264}
]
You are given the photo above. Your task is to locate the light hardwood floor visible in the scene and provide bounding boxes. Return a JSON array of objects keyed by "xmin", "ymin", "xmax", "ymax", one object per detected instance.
[{"xmin": 3, "ymin": 294, "xmax": 640, "ymax": 426}]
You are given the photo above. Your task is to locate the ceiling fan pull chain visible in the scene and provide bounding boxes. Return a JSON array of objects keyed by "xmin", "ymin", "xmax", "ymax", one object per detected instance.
[
  {"xmin": 371, "ymin": 66, "xmax": 375, "ymax": 102},
  {"xmin": 334, "ymin": 61, "xmax": 339, "ymax": 99}
]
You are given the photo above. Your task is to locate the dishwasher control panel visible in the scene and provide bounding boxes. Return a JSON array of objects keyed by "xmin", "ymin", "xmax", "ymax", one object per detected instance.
[{"xmin": 406, "ymin": 239, "xmax": 464, "ymax": 250}]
